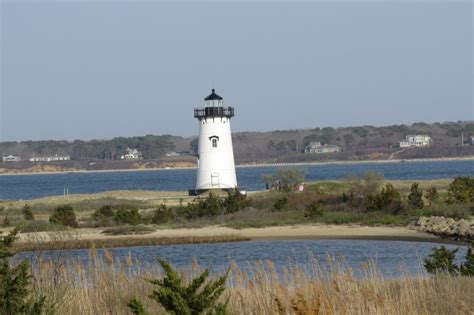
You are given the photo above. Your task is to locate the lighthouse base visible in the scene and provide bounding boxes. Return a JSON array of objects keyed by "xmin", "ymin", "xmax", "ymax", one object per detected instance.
[{"xmin": 188, "ymin": 188, "xmax": 236, "ymax": 196}]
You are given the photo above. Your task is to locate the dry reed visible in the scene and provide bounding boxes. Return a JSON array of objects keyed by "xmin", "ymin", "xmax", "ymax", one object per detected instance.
[{"xmin": 25, "ymin": 248, "xmax": 474, "ymax": 315}]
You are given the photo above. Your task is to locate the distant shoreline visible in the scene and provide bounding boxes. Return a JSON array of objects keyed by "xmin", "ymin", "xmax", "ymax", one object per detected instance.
[{"xmin": 1, "ymin": 155, "xmax": 473, "ymax": 177}]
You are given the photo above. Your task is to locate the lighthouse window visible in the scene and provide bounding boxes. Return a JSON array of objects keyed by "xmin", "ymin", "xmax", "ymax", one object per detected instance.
[{"xmin": 212, "ymin": 138, "xmax": 218, "ymax": 148}]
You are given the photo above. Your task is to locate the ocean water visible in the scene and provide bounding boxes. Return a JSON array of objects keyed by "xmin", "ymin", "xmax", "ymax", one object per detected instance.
[
  {"xmin": 0, "ymin": 160, "xmax": 473, "ymax": 200},
  {"xmin": 18, "ymin": 239, "xmax": 468, "ymax": 278}
]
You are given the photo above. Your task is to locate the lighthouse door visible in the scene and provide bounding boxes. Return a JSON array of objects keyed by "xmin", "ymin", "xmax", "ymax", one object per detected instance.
[{"xmin": 211, "ymin": 173, "xmax": 220, "ymax": 187}]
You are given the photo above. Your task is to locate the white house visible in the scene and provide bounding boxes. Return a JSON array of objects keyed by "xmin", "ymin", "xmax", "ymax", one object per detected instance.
[
  {"xmin": 399, "ymin": 135, "xmax": 432, "ymax": 148},
  {"xmin": 29, "ymin": 154, "xmax": 71, "ymax": 162},
  {"xmin": 304, "ymin": 142, "xmax": 341, "ymax": 154},
  {"xmin": 121, "ymin": 148, "xmax": 140, "ymax": 160},
  {"xmin": 2, "ymin": 155, "xmax": 21, "ymax": 162}
]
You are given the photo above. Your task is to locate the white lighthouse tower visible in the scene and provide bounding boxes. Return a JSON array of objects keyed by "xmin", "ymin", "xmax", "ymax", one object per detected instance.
[{"xmin": 190, "ymin": 89, "xmax": 238, "ymax": 195}]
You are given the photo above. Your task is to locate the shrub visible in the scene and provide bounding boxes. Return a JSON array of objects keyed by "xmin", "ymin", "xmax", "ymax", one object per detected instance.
[
  {"xmin": 223, "ymin": 189, "xmax": 250, "ymax": 214},
  {"xmin": 344, "ymin": 171, "xmax": 384, "ymax": 207},
  {"xmin": 273, "ymin": 197, "xmax": 289, "ymax": 211},
  {"xmin": 425, "ymin": 204, "xmax": 471, "ymax": 220},
  {"xmin": 21, "ymin": 220, "xmax": 67, "ymax": 233},
  {"xmin": 408, "ymin": 183, "xmax": 424, "ymax": 209},
  {"xmin": 0, "ymin": 226, "xmax": 46, "ymax": 314},
  {"xmin": 91, "ymin": 205, "xmax": 117, "ymax": 226},
  {"xmin": 151, "ymin": 204, "xmax": 175, "ymax": 224},
  {"xmin": 183, "ymin": 193, "xmax": 224, "ymax": 219},
  {"xmin": 304, "ymin": 202, "xmax": 326, "ymax": 219},
  {"xmin": 425, "ymin": 187, "xmax": 439, "ymax": 206},
  {"xmin": 22, "ymin": 205, "xmax": 35, "ymax": 221},
  {"xmin": 446, "ymin": 176, "xmax": 474, "ymax": 204},
  {"xmin": 93, "ymin": 205, "xmax": 115, "ymax": 220},
  {"xmin": 365, "ymin": 184, "xmax": 405, "ymax": 214},
  {"xmin": 424, "ymin": 246, "xmax": 474, "ymax": 276},
  {"xmin": 114, "ymin": 207, "xmax": 141, "ymax": 225},
  {"xmin": 102, "ymin": 225, "xmax": 155, "ymax": 235},
  {"xmin": 49, "ymin": 205, "xmax": 78, "ymax": 228},
  {"xmin": 3, "ymin": 216, "xmax": 10, "ymax": 227},
  {"xmin": 128, "ymin": 259, "xmax": 229, "ymax": 315}
]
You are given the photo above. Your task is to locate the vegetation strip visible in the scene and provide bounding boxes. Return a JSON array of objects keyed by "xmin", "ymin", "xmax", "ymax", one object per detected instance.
[
  {"xmin": 14, "ymin": 235, "xmax": 249, "ymax": 252},
  {"xmin": 1, "ymin": 174, "xmax": 472, "ymax": 250}
]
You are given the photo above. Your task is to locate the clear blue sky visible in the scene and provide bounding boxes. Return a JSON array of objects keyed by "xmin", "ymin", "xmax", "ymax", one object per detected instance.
[{"xmin": 1, "ymin": 0, "xmax": 472, "ymax": 142}]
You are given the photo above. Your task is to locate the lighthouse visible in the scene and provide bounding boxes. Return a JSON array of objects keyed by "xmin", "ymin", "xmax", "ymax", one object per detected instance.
[{"xmin": 190, "ymin": 89, "xmax": 238, "ymax": 195}]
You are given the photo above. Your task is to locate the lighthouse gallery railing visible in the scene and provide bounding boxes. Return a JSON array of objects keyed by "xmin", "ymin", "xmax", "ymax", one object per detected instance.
[{"xmin": 194, "ymin": 107, "xmax": 234, "ymax": 119}]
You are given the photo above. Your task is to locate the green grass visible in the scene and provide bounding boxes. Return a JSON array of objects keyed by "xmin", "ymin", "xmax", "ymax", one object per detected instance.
[
  {"xmin": 306, "ymin": 181, "xmax": 347, "ymax": 194},
  {"xmin": 420, "ymin": 204, "xmax": 472, "ymax": 220}
]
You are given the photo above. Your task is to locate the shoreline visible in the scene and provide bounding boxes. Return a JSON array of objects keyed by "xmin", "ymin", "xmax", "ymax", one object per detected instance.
[
  {"xmin": 14, "ymin": 224, "xmax": 464, "ymax": 252},
  {"xmin": 1, "ymin": 155, "xmax": 473, "ymax": 177}
]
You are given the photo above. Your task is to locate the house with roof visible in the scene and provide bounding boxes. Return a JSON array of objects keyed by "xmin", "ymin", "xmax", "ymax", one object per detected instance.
[
  {"xmin": 304, "ymin": 142, "xmax": 341, "ymax": 154},
  {"xmin": 121, "ymin": 148, "xmax": 141, "ymax": 160},
  {"xmin": 29, "ymin": 154, "xmax": 71, "ymax": 162},
  {"xmin": 2, "ymin": 155, "xmax": 21, "ymax": 162},
  {"xmin": 398, "ymin": 135, "xmax": 432, "ymax": 148}
]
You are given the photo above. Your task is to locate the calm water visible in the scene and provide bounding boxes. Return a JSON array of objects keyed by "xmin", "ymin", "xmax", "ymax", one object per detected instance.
[
  {"xmin": 0, "ymin": 160, "xmax": 473, "ymax": 200},
  {"xmin": 18, "ymin": 240, "xmax": 468, "ymax": 278}
]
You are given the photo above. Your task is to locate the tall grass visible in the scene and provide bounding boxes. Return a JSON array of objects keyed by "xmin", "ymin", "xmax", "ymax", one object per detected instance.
[{"xmin": 26, "ymin": 249, "xmax": 474, "ymax": 314}]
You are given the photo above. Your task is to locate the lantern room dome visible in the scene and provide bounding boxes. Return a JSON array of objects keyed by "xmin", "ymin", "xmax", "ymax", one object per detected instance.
[{"xmin": 204, "ymin": 89, "xmax": 223, "ymax": 101}]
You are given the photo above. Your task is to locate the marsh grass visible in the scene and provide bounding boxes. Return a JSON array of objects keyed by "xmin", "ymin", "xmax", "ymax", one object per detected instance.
[
  {"xmin": 14, "ymin": 233, "xmax": 248, "ymax": 252},
  {"xmin": 102, "ymin": 225, "xmax": 156, "ymax": 235},
  {"xmin": 24, "ymin": 248, "xmax": 474, "ymax": 314},
  {"xmin": 21, "ymin": 220, "xmax": 68, "ymax": 233}
]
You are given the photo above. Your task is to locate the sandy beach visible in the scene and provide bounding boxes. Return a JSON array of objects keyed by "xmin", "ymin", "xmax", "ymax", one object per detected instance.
[{"xmin": 15, "ymin": 224, "xmax": 451, "ymax": 252}]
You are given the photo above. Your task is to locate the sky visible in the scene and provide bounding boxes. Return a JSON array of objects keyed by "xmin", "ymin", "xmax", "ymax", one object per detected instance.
[{"xmin": 0, "ymin": 0, "xmax": 472, "ymax": 142}]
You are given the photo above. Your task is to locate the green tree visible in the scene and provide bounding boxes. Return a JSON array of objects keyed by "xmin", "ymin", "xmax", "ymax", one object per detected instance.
[
  {"xmin": 365, "ymin": 183, "xmax": 404, "ymax": 214},
  {"xmin": 344, "ymin": 172, "xmax": 384, "ymax": 207},
  {"xmin": 92, "ymin": 205, "xmax": 115, "ymax": 220},
  {"xmin": 408, "ymin": 183, "xmax": 424, "ymax": 209},
  {"xmin": 92, "ymin": 205, "xmax": 116, "ymax": 226},
  {"xmin": 114, "ymin": 207, "xmax": 141, "ymax": 225},
  {"xmin": 151, "ymin": 204, "xmax": 175, "ymax": 224},
  {"xmin": 446, "ymin": 176, "xmax": 474, "ymax": 204},
  {"xmin": 128, "ymin": 259, "xmax": 229, "ymax": 315},
  {"xmin": 425, "ymin": 187, "xmax": 439, "ymax": 206},
  {"xmin": 181, "ymin": 193, "xmax": 224, "ymax": 219},
  {"xmin": 49, "ymin": 205, "xmax": 78, "ymax": 227},
  {"xmin": 22, "ymin": 205, "xmax": 35, "ymax": 221},
  {"xmin": 273, "ymin": 197, "xmax": 288, "ymax": 211},
  {"xmin": 304, "ymin": 202, "xmax": 326, "ymax": 219},
  {"xmin": 223, "ymin": 189, "xmax": 250, "ymax": 214},
  {"xmin": 0, "ymin": 226, "xmax": 46, "ymax": 314},
  {"xmin": 424, "ymin": 246, "xmax": 474, "ymax": 276},
  {"xmin": 194, "ymin": 193, "xmax": 224, "ymax": 217}
]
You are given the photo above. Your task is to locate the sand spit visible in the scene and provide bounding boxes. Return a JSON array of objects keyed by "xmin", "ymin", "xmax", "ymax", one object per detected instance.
[{"xmin": 14, "ymin": 224, "xmax": 452, "ymax": 252}]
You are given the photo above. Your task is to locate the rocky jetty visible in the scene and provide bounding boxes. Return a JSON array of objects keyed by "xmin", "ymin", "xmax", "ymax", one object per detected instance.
[{"xmin": 410, "ymin": 216, "xmax": 473, "ymax": 241}]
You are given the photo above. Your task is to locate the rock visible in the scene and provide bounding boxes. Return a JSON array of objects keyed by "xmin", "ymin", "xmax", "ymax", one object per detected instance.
[
  {"xmin": 456, "ymin": 220, "xmax": 470, "ymax": 237},
  {"xmin": 417, "ymin": 216, "xmax": 429, "ymax": 226},
  {"xmin": 410, "ymin": 216, "xmax": 474, "ymax": 241}
]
